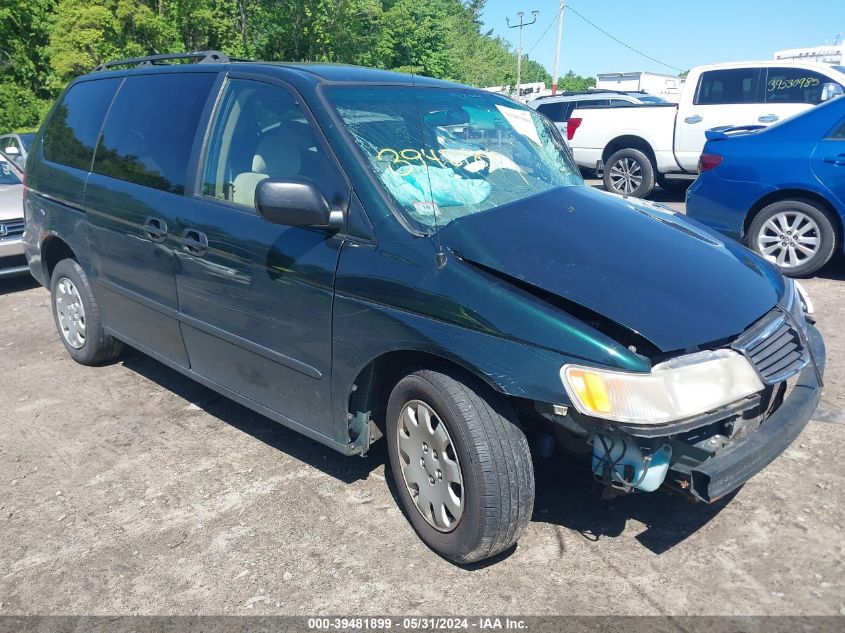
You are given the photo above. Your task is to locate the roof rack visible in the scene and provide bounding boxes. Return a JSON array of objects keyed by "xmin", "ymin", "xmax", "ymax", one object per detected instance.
[
  {"xmin": 92, "ymin": 51, "xmax": 229, "ymax": 72},
  {"xmin": 531, "ymin": 87, "xmax": 655, "ymax": 101}
]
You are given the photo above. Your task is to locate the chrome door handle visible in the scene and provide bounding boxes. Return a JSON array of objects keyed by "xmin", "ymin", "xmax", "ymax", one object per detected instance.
[
  {"xmin": 180, "ymin": 228, "xmax": 208, "ymax": 256},
  {"xmin": 758, "ymin": 114, "xmax": 779, "ymax": 123},
  {"xmin": 142, "ymin": 217, "xmax": 167, "ymax": 243},
  {"xmin": 684, "ymin": 115, "xmax": 703, "ymax": 124}
]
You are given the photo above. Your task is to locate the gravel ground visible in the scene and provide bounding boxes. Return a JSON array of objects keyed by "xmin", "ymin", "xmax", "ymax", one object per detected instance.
[{"xmin": 1, "ymin": 185, "xmax": 844, "ymax": 616}]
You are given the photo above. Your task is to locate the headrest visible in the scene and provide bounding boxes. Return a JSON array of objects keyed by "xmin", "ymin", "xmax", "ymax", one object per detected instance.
[{"xmin": 252, "ymin": 131, "xmax": 301, "ymax": 176}]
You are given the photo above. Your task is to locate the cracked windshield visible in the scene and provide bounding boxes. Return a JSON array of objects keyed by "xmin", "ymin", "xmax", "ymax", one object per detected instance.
[{"xmin": 328, "ymin": 86, "xmax": 583, "ymax": 231}]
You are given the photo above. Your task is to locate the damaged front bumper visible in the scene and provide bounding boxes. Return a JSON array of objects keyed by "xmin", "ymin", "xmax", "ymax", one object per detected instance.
[
  {"xmin": 685, "ymin": 323, "xmax": 825, "ymax": 502},
  {"xmin": 544, "ymin": 323, "xmax": 825, "ymax": 503}
]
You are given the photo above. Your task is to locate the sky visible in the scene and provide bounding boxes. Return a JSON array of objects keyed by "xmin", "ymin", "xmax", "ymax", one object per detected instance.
[{"xmin": 480, "ymin": 0, "xmax": 845, "ymax": 80}]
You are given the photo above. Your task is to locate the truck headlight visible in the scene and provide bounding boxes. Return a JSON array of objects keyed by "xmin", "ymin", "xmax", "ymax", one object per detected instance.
[{"xmin": 561, "ymin": 349, "xmax": 764, "ymax": 425}]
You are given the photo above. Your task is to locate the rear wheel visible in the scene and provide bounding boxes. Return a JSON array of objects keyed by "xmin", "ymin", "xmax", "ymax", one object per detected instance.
[
  {"xmin": 747, "ymin": 200, "xmax": 837, "ymax": 277},
  {"xmin": 50, "ymin": 259, "xmax": 123, "ymax": 365},
  {"xmin": 386, "ymin": 368, "xmax": 534, "ymax": 563},
  {"xmin": 603, "ymin": 148, "xmax": 655, "ymax": 198}
]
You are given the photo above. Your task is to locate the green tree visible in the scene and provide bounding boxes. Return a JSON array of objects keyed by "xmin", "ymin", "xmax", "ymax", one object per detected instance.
[
  {"xmin": 557, "ymin": 70, "xmax": 595, "ymax": 92},
  {"xmin": 1, "ymin": 0, "xmax": 556, "ymax": 132}
]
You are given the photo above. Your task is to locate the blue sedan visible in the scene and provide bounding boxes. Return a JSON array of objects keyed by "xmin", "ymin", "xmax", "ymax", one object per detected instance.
[{"xmin": 686, "ymin": 96, "xmax": 845, "ymax": 276}]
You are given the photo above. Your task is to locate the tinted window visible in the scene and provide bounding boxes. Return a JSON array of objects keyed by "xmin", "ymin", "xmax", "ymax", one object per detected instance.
[
  {"xmin": 536, "ymin": 102, "xmax": 563, "ymax": 121},
  {"xmin": 93, "ymin": 73, "xmax": 215, "ymax": 194},
  {"xmin": 766, "ymin": 67, "xmax": 837, "ymax": 104},
  {"xmin": 19, "ymin": 133, "xmax": 35, "ymax": 150},
  {"xmin": 42, "ymin": 79, "xmax": 121, "ymax": 171},
  {"xmin": 695, "ymin": 69, "xmax": 761, "ymax": 105},
  {"xmin": 577, "ymin": 99, "xmax": 609, "ymax": 108},
  {"xmin": 609, "ymin": 99, "xmax": 635, "ymax": 107},
  {"xmin": 201, "ymin": 79, "xmax": 340, "ymax": 208},
  {"xmin": 828, "ymin": 118, "xmax": 845, "ymax": 139}
]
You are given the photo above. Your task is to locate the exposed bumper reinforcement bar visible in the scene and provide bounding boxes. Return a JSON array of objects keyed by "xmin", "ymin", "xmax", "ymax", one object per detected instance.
[{"xmin": 689, "ymin": 323, "xmax": 825, "ymax": 503}]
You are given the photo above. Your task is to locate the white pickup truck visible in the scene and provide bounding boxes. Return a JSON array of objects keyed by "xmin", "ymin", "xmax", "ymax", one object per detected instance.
[{"xmin": 567, "ymin": 61, "xmax": 845, "ymax": 198}]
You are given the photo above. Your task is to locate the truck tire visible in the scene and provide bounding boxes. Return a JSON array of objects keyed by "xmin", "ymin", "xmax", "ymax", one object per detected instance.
[
  {"xmin": 603, "ymin": 148, "xmax": 655, "ymax": 198},
  {"xmin": 50, "ymin": 258, "xmax": 123, "ymax": 365},
  {"xmin": 656, "ymin": 174, "xmax": 689, "ymax": 191},
  {"xmin": 747, "ymin": 199, "xmax": 837, "ymax": 277},
  {"xmin": 386, "ymin": 367, "xmax": 534, "ymax": 563}
]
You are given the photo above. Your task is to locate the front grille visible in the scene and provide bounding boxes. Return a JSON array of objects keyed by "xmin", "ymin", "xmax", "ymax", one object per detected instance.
[
  {"xmin": 733, "ymin": 310, "xmax": 808, "ymax": 385},
  {"xmin": 0, "ymin": 218, "xmax": 24, "ymax": 240}
]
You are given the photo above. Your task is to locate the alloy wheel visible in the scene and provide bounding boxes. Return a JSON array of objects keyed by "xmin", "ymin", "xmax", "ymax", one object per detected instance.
[
  {"xmin": 608, "ymin": 157, "xmax": 643, "ymax": 194},
  {"xmin": 757, "ymin": 210, "xmax": 821, "ymax": 269},
  {"xmin": 55, "ymin": 277, "xmax": 86, "ymax": 349},
  {"xmin": 396, "ymin": 400, "xmax": 464, "ymax": 532}
]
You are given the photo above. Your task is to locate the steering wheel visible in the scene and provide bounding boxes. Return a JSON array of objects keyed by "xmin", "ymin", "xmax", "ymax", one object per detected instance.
[{"xmin": 453, "ymin": 152, "xmax": 491, "ymax": 179}]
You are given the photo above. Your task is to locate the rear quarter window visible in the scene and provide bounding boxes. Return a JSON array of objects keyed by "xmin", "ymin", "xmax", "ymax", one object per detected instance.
[
  {"xmin": 828, "ymin": 118, "xmax": 845, "ymax": 139},
  {"xmin": 92, "ymin": 73, "xmax": 216, "ymax": 194},
  {"xmin": 765, "ymin": 67, "xmax": 837, "ymax": 104},
  {"xmin": 42, "ymin": 78, "xmax": 121, "ymax": 171},
  {"xmin": 536, "ymin": 102, "xmax": 563, "ymax": 121}
]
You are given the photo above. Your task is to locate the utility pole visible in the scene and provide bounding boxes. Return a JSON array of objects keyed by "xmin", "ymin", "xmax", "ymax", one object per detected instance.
[
  {"xmin": 551, "ymin": 1, "xmax": 565, "ymax": 95},
  {"xmin": 506, "ymin": 10, "xmax": 539, "ymax": 99}
]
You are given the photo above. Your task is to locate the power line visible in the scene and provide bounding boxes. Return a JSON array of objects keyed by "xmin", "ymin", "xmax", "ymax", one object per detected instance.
[{"xmin": 564, "ymin": 4, "xmax": 683, "ymax": 72}]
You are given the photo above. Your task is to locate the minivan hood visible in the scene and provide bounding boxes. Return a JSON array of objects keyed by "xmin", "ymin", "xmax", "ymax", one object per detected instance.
[{"xmin": 438, "ymin": 186, "xmax": 784, "ymax": 354}]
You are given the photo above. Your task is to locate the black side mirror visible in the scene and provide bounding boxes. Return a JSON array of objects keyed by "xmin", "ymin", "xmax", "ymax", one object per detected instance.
[{"xmin": 255, "ymin": 179, "xmax": 343, "ymax": 231}]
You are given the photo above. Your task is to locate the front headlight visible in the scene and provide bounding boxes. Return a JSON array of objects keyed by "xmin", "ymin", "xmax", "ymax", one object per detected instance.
[{"xmin": 561, "ymin": 349, "xmax": 764, "ymax": 425}]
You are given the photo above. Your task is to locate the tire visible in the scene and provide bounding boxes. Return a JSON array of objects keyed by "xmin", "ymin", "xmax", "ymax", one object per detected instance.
[
  {"xmin": 603, "ymin": 147, "xmax": 655, "ymax": 198},
  {"xmin": 50, "ymin": 258, "xmax": 123, "ymax": 365},
  {"xmin": 386, "ymin": 367, "xmax": 534, "ymax": 563},
  {"xmin": 747, "ymin": 199, "xmax": 837, "ymax": 277}
]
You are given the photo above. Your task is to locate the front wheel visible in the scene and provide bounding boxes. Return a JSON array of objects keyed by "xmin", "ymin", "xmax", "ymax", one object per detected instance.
[
  {"xmin": 603, "ymin": 148, "xmax": 655, "ymax": 198},
  {"xmin": 386, "ymin": 368, "xmax": 534, "ymax": 563},
  {"xmin": 747, "ymin": 200, "xmax": 837, "ymax": 277}
]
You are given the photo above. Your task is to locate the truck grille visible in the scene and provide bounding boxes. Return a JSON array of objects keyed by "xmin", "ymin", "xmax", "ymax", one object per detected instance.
[
  {"xmin": 0, "ymin": 218, "xmax": 24, "ymax": 240},
  {"xmin": 732, "ymin": 309, "xmax": 808, "ymax": 385}
]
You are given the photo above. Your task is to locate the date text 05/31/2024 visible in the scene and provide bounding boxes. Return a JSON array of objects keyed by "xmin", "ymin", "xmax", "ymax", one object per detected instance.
[{"xmin": 307, "ymin": 617, "xmax": 528, "ymax": 630}]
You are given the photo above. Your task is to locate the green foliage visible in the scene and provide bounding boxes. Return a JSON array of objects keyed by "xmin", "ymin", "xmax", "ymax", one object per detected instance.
[
  {"xmin": 557, "ymin": 70, "xmax": 596, "ymax": 92},
  {"xmin": 1, "ymin": 0, "xmax": 558, "ymax": 131}
]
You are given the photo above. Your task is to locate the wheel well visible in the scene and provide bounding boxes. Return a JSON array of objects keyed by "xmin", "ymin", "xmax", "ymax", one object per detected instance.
[
  {"xmin": 41, "ymin": 236, "xmax": 76, "ymax": 282},
  {"xmin": 743, "ymin": 189, "xmax": 843, "ymax": 243},
  {"xmin": 347, "ymin": 351, "xmax": 500, "ymax": 439},
  {"xmin": 602, "ymin": 135, "xmax": 657, "ymax": 167}
]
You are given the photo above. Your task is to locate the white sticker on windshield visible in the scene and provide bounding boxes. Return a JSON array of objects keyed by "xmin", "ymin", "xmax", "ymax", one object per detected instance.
[
  {"xmin": 413, "ymin": 201, "xmax": 440, "ymax": 217},
  {"xmin": 495, "ymin": 105, "xmax": 541, "ymax": 146}
]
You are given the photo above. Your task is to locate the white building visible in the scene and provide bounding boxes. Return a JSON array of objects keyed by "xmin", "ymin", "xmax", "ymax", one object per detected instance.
[
  {"xmin": 774, "ymin": 44, "xmax": 845, "ymax": 66},
  {"xmin": 595, "ymin": 71, "xmax": 684, "ymax": 102}
]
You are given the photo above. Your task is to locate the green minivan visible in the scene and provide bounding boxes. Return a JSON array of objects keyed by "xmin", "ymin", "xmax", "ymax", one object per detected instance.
[{"xmin": 23, "ymin": 52, "xmax": 825, "ymax": 563}]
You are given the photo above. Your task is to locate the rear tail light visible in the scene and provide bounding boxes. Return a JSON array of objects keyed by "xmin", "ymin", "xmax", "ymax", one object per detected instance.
[
  {"xmin": 566, "ymin": 117, "xmax": 582, "ymax": 141},
  {"xmin": 699, "ymin": 153, "xmax": 723, "ymax": 171}
]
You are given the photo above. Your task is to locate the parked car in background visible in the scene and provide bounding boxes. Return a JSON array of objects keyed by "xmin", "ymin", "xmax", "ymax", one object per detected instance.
[
  {"xmin": 0, "ymin": 150, "xmax": 27, "ymax": 277},
  {"xmin": 567, "ymin": 61, "xmax": 845, "ymax": 198},
  {"xmin": 24, "ymin": 52, "xmax": 824, "ymax": 564},
  {"xmin": 686, "ymin": 95, "xmax": 845, "ymax": 277},
  {"xmin": 0, "ymin": 132, "xmax": 36, "ymax": 168},
  {"xmin": 527, "ymin": 89, "xmax": 666, "ymax": 138}
]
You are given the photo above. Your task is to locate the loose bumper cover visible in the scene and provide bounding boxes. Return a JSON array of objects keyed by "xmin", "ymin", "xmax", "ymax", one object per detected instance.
[{"xmin": 688, "ymin": 323, "xmax": 825, "ymax": 502}]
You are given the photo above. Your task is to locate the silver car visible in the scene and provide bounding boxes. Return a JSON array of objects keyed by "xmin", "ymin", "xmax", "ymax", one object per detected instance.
[
  {"xmin": 0, "ymin": 132, "xmax": 35, "ymax": 168},
  {"xmin": 0, "ymin": 153, "xmax": 27, "ymax": 278}
]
